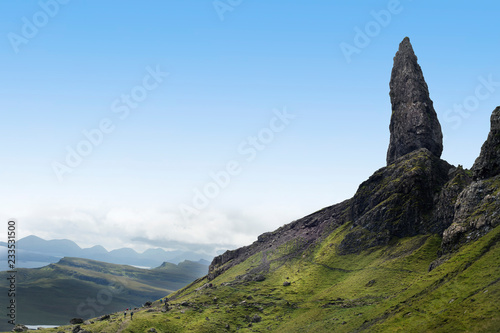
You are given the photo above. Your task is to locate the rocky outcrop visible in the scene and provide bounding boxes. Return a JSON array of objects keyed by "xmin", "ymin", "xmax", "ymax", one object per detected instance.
[
  {"xmin": 430, "ymin": 165, "xmax": 472, "ymax": 233},
  {"xmin": 441, "ymin": 175, "xmax": 500, "ymax": 252},
  {"xmin": 387, "ymin": 37, "xmax": 443, "ymax": 165},
  {"xmin": 339, "ymin": 149, "xmax": 453, "ymax": 254},
  {"xmin": 337, "ymin": 37, "xmax": 458, "ymax": 254},
  {"xmin": 12, "ymin": 325, "xmax": 28, "ymax": 332},
  {"xmin": 471, "ymin": 106, "xmax": 500, "ymax": 180},
  {"xmin": 441, "ymin": 107, "xmax": 500, "ymax": 253}
]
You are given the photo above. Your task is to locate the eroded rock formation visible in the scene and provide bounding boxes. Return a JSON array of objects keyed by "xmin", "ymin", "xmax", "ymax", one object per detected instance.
[{"xmin": 387, "ymin": 37, "xmax": 443, "ymax": 165}]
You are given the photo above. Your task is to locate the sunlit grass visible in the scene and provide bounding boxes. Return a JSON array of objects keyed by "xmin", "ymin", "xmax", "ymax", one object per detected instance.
[{"xmin": 27, "ymin": 224, "xmax": 500, "ymax": 333}]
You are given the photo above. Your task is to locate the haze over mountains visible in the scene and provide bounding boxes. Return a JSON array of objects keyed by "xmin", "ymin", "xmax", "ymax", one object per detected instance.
[{"xmin": 0, "ymin": 235, "xmax": 212, "ymax": 269}]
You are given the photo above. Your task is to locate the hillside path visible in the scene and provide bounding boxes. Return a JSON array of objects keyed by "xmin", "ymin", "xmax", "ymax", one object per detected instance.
[{"xmin": 117, "ymin": 318, "xmax": 130, "ymax": 333}]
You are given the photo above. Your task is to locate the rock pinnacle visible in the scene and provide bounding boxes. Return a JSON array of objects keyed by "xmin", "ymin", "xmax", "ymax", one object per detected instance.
[{"xmin": 386, "ymin": 37, "xmax": 443, "ymax": 165}]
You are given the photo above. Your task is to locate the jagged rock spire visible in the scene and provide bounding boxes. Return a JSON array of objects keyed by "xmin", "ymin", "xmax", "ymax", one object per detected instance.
[
  {"xmin": 386, "ymin": 37, "xmax": 443, "ymax": 165},
  {"xmin": 471, "ymin": 106, "xmax": 500, "ymax": 180}
]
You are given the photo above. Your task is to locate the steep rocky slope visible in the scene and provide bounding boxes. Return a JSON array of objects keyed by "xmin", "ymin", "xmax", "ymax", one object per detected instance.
[
  {"xmin": 208, "ymin": 200, "xmax": 350, "ymax": 281},
  {"xmin": 442, "ymin": 107, "xmax": 500, "ymax": 253},
  {"xmin": 31, "ymin": 37, "xmax": 500, "ymax": 333}
]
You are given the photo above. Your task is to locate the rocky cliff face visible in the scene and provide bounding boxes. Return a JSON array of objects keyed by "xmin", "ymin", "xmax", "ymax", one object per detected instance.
[
  {"xmin": 209, "ymin": 37, "xmax": 499, "ymax": 279},
  {"xmin": 441, "ymin": 107, "xmax": 500, "ymax": 253},
  {"xmin": 386, "ymin": 37, "xmax": 443, "ymax": 165},
  {"xmin": 339, "ymin": 148, "xmax": 453, "ymax": 254},
  {"xmin": 471, "ymin": 106, "xmax": 500, "ymax": 180}
]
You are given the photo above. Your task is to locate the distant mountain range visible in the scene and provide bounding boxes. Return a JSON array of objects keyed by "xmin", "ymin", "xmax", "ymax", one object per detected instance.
[
  {"xmin": 0, "ymin": 235, "xmax": 213, "ymax": 269},
  {"xmin": 0, "ymin": 257, "xmax": 208, "ymax": 330}
]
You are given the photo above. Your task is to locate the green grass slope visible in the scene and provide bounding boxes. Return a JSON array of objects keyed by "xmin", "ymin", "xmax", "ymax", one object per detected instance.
[
  {"xmin": 31, "ymin": 224, "xmax": 500, "ymax": 333},
  {"xmin": 0, "ymin": 257, "xmax": 207, "ymax": 331}
]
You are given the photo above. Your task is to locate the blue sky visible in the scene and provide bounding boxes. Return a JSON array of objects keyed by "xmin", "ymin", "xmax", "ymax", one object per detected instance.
[{"xmin": 0, "ymin": 0, "xmax": 499, "ymax": 255}]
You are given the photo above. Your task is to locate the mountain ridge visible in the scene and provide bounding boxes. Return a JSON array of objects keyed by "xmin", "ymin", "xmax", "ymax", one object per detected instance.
[{"xmin": 5, "ymin": 235, "xmax": 213, "ymax": 268}]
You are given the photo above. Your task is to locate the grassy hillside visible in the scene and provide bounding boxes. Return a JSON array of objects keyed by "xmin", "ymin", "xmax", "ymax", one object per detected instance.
[
  {"xmin": 9, "ymin": 38, "xmax": 498, "ymax": 333},
  {"xmin": 0, "ymin": 257, "xmax": 207, "ymax": 331},
  {"xmin": 29, "ymin": 223, "xmax": 499, "ymax": 332}
]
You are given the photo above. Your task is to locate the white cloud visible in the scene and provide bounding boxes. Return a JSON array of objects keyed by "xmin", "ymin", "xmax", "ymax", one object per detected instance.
[{"xmin": 0, "ymin": 202, "xmax": 304, "ymax": 256}]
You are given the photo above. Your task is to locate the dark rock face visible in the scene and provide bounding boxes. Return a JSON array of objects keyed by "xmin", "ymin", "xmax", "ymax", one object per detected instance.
[
  {"xmin": 339, "ymin": 149, "xmax": 453, "ymax": 254},
  {"xmin": 471, "ymin": 106, "xmax": 500, "ymax": 180},
  {"xmin": 441, "ymin": 107, "xmax": 500, "ymax": 252},
  {"xmin": 441, "ymin": 175, "xmax": 500, "ymax": 252},
  {"xmin": 387, "ymin": 37, "xmax": 443, "ymax": 165},
  {"xmin": 430, "ymin": 166, "xmax": 472, "ymax": 233}
]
